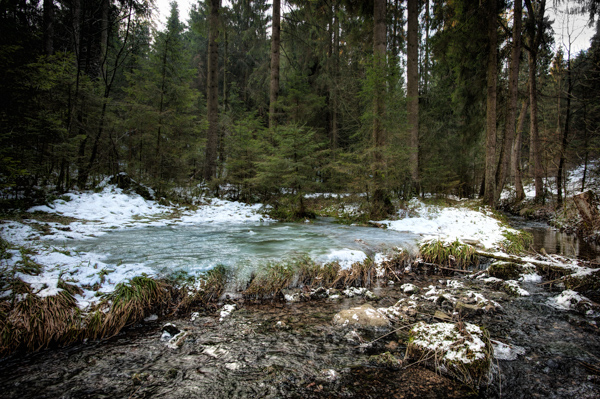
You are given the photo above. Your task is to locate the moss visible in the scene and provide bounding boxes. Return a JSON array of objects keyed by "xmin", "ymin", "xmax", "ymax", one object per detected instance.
[
  {"xmin": 487, "ymin": 261, "xmax": 522, "ymax": 280},
  {"xmin": 368, "ymin": 351, "xmax": 402, "ymax": 369}
]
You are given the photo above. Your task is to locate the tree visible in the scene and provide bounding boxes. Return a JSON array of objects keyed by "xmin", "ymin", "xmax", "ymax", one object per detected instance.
[
  {"xmin": 122, "ymin": 2, "xmax": 199, "ymax": 191},
  {"xmin": 483, "ymin": 0, "xmax": 498, "ymax": 207},
  {"xmin": 371, "ymin": 0, "xmax": 392, "ymax": 218},
  {"xmin": 524, "ymin": 0, "xmax": 548, "ymax": 203},
  {"xmin": 495, "ymin": 0, "xmax": 522, "ymax": 203},
  {"xmin": 204, "ymin": 0, "xmax": 220, "ymax": 182},
  {"xmin": 269, "ymin": 0, "xmax": 281, "ymax": 129},
  {"xmin": 407, "ymin": 0, "xmax": 419, "ymax": 186}
]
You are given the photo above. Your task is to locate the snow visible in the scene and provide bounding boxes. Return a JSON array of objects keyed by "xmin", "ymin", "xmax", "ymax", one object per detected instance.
[
  {"xmin": 491, "ymin": 340, "xmax": 526, "ymax": 361},
  {"xmin": 410, "ymin": 322, "xmax": 488, "ymax": 364},
  {"xmin": 379, "ymin": 199, "xmax": 516, "ymax": 249},
  {"xmin": 548, "ymin": 290, "xmax": 589, "ymax": 311},
  {"xmin": 320, "ymin": 248, "xmax": 367, "ymax": 269},
  {"xmin": 219, "ymin": 304, "xmax": 236, "ymax": 321}
]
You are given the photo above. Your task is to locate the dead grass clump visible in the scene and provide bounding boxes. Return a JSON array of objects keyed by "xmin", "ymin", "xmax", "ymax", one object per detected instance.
[
  {"xmin": 244, "ymin": 261, "xmax": 296, "ymax": 299},
  {"xmin": 178, "ymin": 265, "xmax": 229, "ymax": 310},
  {"xmin": 0, "ymin": 287, "xmax": 81, "ymax": 357},
  {"xmin": 294, "ymin": 257, "xmax": 341, "ymax": 288},
  {"xmin": 379, "ymin": 250, "xmax": 411, "ymax": 281},
  {"xmin": 86, "ymin": 275, "xmax": 170, "ymax": 339},
  {"xmin": 332, "ymin": 258, "xmax": 377, "ymax": 288}
]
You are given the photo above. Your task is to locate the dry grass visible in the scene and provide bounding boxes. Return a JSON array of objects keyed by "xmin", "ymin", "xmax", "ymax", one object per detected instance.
[
  {"xmin": 332, "ymin": 258, "xmax": 377, "ymax": 288},
  {"xmin": 86, "ymin": 275, "xmax": 171, "ymax": 339},
  {"xmin": 405, "ymin": 322, "xmax": 493, "ymax": 390},
  {"xmin": 177, "ymin": 265, "xmax": 228, "ymax": 310},
  {"xmin": 0, "ymin": 285, "xmax": 81, "ymax": 356}
]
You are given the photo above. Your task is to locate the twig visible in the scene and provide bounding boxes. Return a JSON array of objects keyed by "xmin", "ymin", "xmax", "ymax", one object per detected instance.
[{"xmin": 364, "ymin": 322, "xmax": 418, "ymax": 346}]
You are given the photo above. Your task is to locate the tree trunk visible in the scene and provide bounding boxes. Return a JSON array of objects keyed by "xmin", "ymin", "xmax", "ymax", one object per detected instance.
[
  {"xmin": 525, "ymin": 0, "xmax": 546, "ymax": 203},
  {"xmin": 512, "ymin": 100, "xmax": 529, "ymax": 202},
  {"xmin": 557, "ymin": 45, "xmax": 572, "ymax": 208},
  {"xmin": 43, "ymin": 0, "xmax": 54, "ymax": 56},
  {"xmin": 331, "ymin": 1, "xmax": 339, "ymax": 150},
  {"xmin": 483, "ymin": 0, "xmax": 498, "ymax": 207},
  {"xmin": 495, "ymin": 0, "xmax": 521, "ymax": 202},
  {"xmin": 371, "ymin": 0, "xmax": 391, "ymax": 219},
  {"xmin": 269, "ymin": 0, "xmax": 281, "ymax": 130},
  {"xmin": 100, "ymin": 0, "xmax": 109, "ymax": 79},
  {"xmin": 528, "ymin": 50, "xmax": 544, "ymax": 202},
  {"xmin": 204, "ymin": 0, "xmax": 220, "ymax": 182},
  {"xmin": 407, "ymin": 0, "xmax": 419, "ymax": 185}
]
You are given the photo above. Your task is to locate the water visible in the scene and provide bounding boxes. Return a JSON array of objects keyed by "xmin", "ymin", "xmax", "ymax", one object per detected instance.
[
  {"xmin": 508, "ymin": 217, "xmax": 600, "ymax": 261},
  {"xmin": 62, "ymin": 218, "xmax": 420, "ymax": 277}
]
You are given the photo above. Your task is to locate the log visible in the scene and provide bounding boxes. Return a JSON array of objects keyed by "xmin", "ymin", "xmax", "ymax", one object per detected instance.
[{"xmin": 573, "ymin": 191, "xmax": 600, "ymax": 233}]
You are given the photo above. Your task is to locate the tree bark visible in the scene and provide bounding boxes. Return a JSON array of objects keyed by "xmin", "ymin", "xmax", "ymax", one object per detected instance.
[
  {"xmin": 371, "ymin": 0, "xmax": 390, "ymax": 218},
  {"xmin": 495, "ymin": 0, "xmax": 522, "ymax": 202},
  {"xmin": 331, "ymin": 1, "xmax": 339, "ymax": 150},
  {"xmin": 483, "ymin": 0, "xmax": 498, "ymax": 207},
  {"xmin": 557, "ymin": 46, "xmax": 572, "ymax": 208},
  {"xmin": 512, "ymin": 100, "xmax": 529, "ymax": 202},
  {"xmin": 43, "ymin": 0, "xmax": 54, "ymax": 56},
  {"xmin": 525, "ymin": 0, "xmax": 546, "ymax": 203},
  {"xmin": 100, "ymin": 0, "xmax": 109, "ymax": 79},
  {"xmin": 407, "ymin": 0, "xmax": 419, "ymax": 185},
  {"xmin": 204, "ymin": 0, "xmax": 220, "ymax": 182},
  {"xmin": 269, "ymin": 0, "xmax": 281, "ymax": 130}
]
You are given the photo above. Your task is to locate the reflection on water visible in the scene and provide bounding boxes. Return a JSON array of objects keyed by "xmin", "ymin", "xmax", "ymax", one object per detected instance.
[{"xmin": 509, "ymin": 217, "xmax": 600, "ymax": 261}]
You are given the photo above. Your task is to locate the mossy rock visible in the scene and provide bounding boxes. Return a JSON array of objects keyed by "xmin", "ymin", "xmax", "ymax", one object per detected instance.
[
  {"xmin": 368, "ymin": 351, "xmax": 402, "ymax": 369},
  {"xmin": 487, "ymin": 261, "xmax": 522, "ymax": 280},
  {"xmin": 406, "ymin": 321, "xmax": 492, "ymax": 389}
]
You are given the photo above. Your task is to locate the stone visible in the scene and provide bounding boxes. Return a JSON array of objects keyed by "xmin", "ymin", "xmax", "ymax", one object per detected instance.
[{"xmin": 333, "ymin": 304, "xmax": 390, "ymax": 327}]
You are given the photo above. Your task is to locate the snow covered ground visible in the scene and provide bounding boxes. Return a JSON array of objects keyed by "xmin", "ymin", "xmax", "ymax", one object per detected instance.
[
  {"xmin": 501, "ymin": 162, "xmax": 599, "ymax": 201},
  {"xmin": 379, "ymin": 198, "xmax": 517, "ymax": 249}
]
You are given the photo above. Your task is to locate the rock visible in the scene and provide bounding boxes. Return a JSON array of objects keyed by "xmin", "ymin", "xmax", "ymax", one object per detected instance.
[
  {"xmin": 333, "ymin": 304, "xmax": 390, "ymax": 327},
  {"xmin": 488, "ymin": 261, "xmax": 522, "ymax": 280},
  {"xmin": 455, "ymin": 301, "xmax": 483, "ymax": 317},
  {"xmin": 401, "ymin": 283, "xmax": 420, "ymax": 295},
  {"xmin": 108, "ymin": 172, "xmax": 154, "ymax": 200},
  {"xmin": 162, "ymin": 323, "xmax": 180, "ymax": 336}
]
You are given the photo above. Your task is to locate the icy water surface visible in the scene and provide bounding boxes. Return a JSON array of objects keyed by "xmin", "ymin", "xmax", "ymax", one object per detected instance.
[{"xmin": 62, "ymin": 218, "xmax": 420, "ymax": 276}]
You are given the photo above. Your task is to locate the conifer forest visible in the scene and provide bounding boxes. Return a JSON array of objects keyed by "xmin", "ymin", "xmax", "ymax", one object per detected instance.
[{"xmin": 1, "ymin": 0, "xmax": 600, "ymax": 213}]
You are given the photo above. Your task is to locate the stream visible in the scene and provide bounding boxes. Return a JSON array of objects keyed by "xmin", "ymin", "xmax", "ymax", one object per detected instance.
[{"xmin": 1, "ymin": 218, "xmax": 599, "ymax": 398}]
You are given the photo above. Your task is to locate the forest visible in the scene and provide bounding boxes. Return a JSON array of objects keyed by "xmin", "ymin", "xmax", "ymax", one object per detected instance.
[{"xmin": 1, "ymin": 0, "xmax": 600, "ymax": 217}]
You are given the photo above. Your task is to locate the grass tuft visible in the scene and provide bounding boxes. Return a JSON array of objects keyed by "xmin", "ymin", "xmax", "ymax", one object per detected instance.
[
  {"xmin": 499, "ymin": 230, "xmax": 533, "ymax": 254},
  {"xmin": 86, "ymin": 275, "xmax": 170, "ymax": 339},
  {"xmin": 420, "ymin": 239, "xmax": 477, "ymax": 269}
]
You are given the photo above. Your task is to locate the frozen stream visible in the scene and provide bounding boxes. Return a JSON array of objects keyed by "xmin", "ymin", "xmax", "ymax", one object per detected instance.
[{"xmin": 58, "ymin": 218, "xmax": 420, "ymax": 278}]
